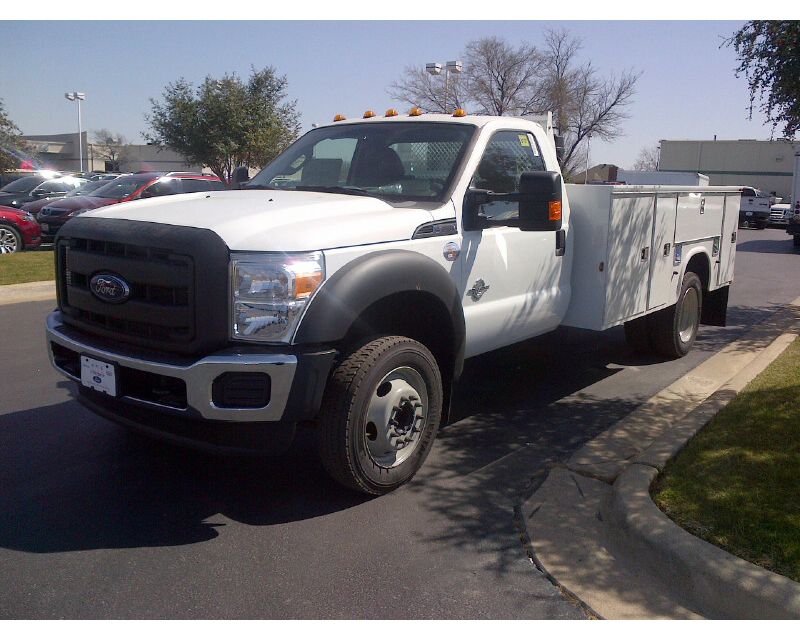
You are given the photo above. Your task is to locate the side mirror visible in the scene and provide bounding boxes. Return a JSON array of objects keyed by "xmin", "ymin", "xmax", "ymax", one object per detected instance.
[
  {"xmin": 518, "ymin": 171, "xmax": 563, "ymax": 232},
  {"xmin": 232, "ymin": 166, "xmax": 250, "ymax": 189}
]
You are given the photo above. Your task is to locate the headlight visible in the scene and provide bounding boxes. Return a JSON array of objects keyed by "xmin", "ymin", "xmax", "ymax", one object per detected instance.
[
  {"xmin": 22, "ymin": 212, "xmax": 36, "ymax": 223},
  {"xmin": 231, "ymin": 251, "xmax": 325, "ymax": 343}
]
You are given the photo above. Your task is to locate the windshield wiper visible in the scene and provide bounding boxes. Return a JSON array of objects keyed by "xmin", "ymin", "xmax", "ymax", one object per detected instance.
[{"xmin": 291, "ymin": 185, "xmax": 370, "ymax": 196}]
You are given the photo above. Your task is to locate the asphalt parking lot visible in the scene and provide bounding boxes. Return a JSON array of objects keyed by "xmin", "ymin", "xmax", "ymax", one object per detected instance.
[{"xmin": 1, "ymin": 227, "xmax": 799, "ymax": 619}]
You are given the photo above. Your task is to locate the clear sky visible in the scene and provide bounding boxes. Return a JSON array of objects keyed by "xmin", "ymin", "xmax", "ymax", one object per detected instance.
[{"xmin": 0, "ymin": 20, "xmax": 777, "ymax": 169}]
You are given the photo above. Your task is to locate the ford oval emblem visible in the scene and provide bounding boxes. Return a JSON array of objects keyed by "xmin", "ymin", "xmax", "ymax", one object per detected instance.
[{"xmin": 89, "ymin": 273, "xmax": 131, "ymax": 304}]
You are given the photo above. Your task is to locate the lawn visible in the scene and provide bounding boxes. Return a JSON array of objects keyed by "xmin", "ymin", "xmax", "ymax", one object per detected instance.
[
  {"xmin": 653, "ymin": 336, "xmax": 800, "ymax": 582},
  {"xmin": 0, "ymin": 250, "xmax": 55, "ymax": 286}
]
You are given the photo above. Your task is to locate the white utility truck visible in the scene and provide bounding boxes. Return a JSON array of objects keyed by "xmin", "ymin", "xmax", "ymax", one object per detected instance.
[{"xmin": 45, "ymin": 112, "xmax": 741, "ymax": 494}]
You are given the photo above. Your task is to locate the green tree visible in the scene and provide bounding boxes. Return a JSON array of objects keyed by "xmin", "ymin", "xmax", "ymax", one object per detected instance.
[
  {"xmin": 145, "ymin": 67, "xmax": 301, "ymax": 181},
  {"xmin": 0, "ymin": 99, "xmax": 28, "ymax": 173},
  {"xmin": 727, "ymin": 21, "xmax": 800, "ymax": 138}
]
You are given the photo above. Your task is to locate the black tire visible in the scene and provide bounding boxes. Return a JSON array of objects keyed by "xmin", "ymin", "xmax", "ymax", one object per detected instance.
[
  {"xmin": 0, "ymin": 224, "xmax": 23, "ymax": 254},
  {"xmin": 793, "ymin": 235, "xmax": 800, "ymax": 249},
  {"xmin": 317, "ymin": 336, "xmax": 443, "ymax": 495},
  {"xmin": 756, "ymin": 222, "xmax": 768, "ymax": 230},
  {"xmin": 650, "ymin": 272, "xmax": 703, "ymax": 359},
  {"xmin": 624, "ymin": 314, "xmax": 653, "ymax": 354}
]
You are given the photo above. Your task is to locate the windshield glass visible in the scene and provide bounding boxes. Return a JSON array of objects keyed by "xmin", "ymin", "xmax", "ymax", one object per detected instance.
[
  {"xmin": 91, "ymin": 175, "xmax": 153, "ymax": 199},
  {"xmin": 248, "ymin": 122, "xmax": 475, "ymax": 201},
  {"xmin": 65, "ymin": 181, "xmax": 105, "ymax": 197},
  {"xmin": 1, "ymin": 176, "xmax": 43, "ymax": 193}
]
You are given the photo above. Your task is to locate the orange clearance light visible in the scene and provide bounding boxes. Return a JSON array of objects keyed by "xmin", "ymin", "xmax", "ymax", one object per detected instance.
[
  {"xmin": 363, "ymin": 110, "xmax": 376, "ymax": 118},
  {"xmin": 385, "ymin": 108, "xmax": 399, "ymax": 117},
  {"xmin": 333, "ymin": 114, "xmax": 346, "ymax": 122},
  {"xmin": 549, "ymin": 200, "xmax": 563, "ymax": 222},
  {"xmin": 452, "ymin": 108, "xmax": 467, "ymax": 117},
  {"xmin": 408, "ymin": 107, "xmax": 423, "ymax": 116}
]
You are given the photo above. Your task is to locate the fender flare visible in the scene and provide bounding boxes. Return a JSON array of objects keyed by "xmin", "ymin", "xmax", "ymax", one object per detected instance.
[{"xmin": 293, "ymin": 249, "xmax": 466, "ymax": 378}]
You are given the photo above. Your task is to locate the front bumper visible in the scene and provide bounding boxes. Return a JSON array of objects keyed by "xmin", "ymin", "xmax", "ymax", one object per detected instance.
[{"xmin": 46, "ymin": 311, "xmax": 336, "ymax": 452}]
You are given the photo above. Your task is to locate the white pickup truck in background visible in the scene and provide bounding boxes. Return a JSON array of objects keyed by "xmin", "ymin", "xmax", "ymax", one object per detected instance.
[{"xmin": 45, "ymin": 111, "xmax": 741, "ymax": 494}]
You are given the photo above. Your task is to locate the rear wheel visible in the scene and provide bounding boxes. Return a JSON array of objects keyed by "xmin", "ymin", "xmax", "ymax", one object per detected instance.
[
  {"xmin": 0, "ymin": 224, "xmax": 22, "ymax": 254},
  {"xmin": 650, "ymin": 272, "xmax": 703, "ymax": 358},
  {"xmin": 317, "ymin": 336, "xmax": 443, "ymax": 495}
]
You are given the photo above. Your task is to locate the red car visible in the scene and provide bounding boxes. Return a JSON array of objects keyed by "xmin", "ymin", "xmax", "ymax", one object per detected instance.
[
  {"xmin": 0, "ymin": 205, "xmax": 42, "ymax": 253},
  {"xmin": 37, "ymin": 171, "xmax": 225, "ymax": 241}
]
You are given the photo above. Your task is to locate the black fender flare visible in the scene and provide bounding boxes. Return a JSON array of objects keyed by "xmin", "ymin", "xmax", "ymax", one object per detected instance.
[{"xmin": 294, "ymin": 249, "xmax": 466, "ymax": 379}]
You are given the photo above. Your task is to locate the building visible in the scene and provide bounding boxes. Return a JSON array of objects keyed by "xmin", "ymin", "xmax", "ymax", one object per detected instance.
[
  {"xmin": 21, "ymin": 132, "xmax": 205, "ymax": 174},
  {"xmin": 616, "ymin": 170, "xmax": 709, "ymax": 187},
  {"xmin": 659, "ymin": 139, "xmax": 798, "ymax": 200},
  {"xmin": 567, "ymin": 163, "xmax": 619, "ymax": 184}
]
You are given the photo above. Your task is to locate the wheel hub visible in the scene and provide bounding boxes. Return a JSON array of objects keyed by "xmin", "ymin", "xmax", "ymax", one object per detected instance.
[{"xmin": 364, "ymin": 367, "xmax": 428, "ymax": 468}]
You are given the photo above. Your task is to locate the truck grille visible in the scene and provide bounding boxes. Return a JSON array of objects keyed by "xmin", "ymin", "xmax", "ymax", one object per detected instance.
[{"xmin": 55, "ymin": 217, "xmax": 231, "ymax": 355}]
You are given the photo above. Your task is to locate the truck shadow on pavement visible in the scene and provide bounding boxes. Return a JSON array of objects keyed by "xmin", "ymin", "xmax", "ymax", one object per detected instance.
[{"xmin": 0, "ymin": 304, "xmax": 788, "ymax": 560}]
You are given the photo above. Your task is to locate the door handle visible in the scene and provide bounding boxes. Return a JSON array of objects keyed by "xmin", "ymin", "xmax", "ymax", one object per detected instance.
[
  {"xmin": 663, "ymin": 242, "xmax": 671, "ymax": 256},
  {"xmin": 555, "ymin": 229, "xmax": 566, "ymax": 257},
  {"xmin": 641, "ymin": 246, "xmax": 650, "ymax": 261}
]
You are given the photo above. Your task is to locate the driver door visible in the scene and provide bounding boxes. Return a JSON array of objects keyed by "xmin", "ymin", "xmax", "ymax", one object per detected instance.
[{"xmin": 460, "ymin": 130, "xmax": 566, "ymax": 357}]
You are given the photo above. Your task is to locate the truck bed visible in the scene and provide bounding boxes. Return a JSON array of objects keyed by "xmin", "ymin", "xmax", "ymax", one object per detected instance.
[{"xmin": 562, "ymin": 184, "xmax": 742, "ymax": 332}]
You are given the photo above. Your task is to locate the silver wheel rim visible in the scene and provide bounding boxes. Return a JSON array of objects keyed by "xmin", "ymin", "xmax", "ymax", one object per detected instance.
[
  {"xmin": 363, "ymin": 366, "xmax": 428, "ymax": 469},
  {"xmin": 0, "ymin": 228, "xmax": 19, "ymax": 254},
  {"xmin": 678, "ymin": 287, "xmax": 699, "ymax": 343}
]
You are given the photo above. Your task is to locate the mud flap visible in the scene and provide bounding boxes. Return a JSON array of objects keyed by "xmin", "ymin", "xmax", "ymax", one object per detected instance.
[{"xmin": 701, "ymin": 285, "xmax": 729, "ymax": 327}]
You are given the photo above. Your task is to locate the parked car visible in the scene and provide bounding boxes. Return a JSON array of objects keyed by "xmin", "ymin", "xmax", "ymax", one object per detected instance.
[
  {"xmin": 21, "ymin": 179, "xmax": 110, "ymax": 216},
  {"xmin": 768, "ymin": 203, "xmax": 793, "ymax": 226},
  {"xmin": 0, "ymin": 169, "xmax": 62, "ymax": 190},
  {"xmin": 0, "ymin": 175, "xmax": 86, "ymax": 209},
  {"xmin": 0, "ymin": 205, "xmax": 42, "ymax": 253},
  {"xmin": 738, "ymin": 186, "xmax": 771, "ymax": 229},
  {"xmin": 37, "ymin": 172, "xmax": 225, "ymax": 241}
]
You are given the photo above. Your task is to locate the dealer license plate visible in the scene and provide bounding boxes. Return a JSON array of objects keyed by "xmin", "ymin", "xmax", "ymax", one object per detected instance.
[{"xmin": 80, "ymin": 355, "xmax": 118, "ymax": 397}]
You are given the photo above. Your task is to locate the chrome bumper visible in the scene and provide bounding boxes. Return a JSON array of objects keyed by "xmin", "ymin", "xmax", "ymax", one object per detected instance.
[{"xmin": 46, "ymin": 312, "xmax": 297, "ymax": 422}]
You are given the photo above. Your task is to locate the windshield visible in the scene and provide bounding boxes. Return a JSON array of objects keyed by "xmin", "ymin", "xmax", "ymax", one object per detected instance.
[
  {"xmin": 91, "ymin": 175, "xmax": 153, "ymax": 199},
  {"xmin": 65, "ymin": 181, "xmax": 106, "ymax": 197},
  {"xmin": 1, "ymin": 176, "xmax": 43, "ymax": 193},
  {"xmin": 248, "ymin": 121, "xmax": 476, "ymax": 201}
]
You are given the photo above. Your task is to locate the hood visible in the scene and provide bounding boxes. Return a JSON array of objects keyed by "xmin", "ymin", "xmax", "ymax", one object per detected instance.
[
  {"xmin": 80, "ymin": 190, "xmax": 439, "ymax": 252},
  {"xmin": 0, "ymin": 192, "xmax": 27, "ymax": 207},
  {"xmin": 21, "ymin": 197, "xmax": 56, "ymax": 214},
  {"xmin": 42, "ymin": 195, "xmax": 119, "ymax": 213}
]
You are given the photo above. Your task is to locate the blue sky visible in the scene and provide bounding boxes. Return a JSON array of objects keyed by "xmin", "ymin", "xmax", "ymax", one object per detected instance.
[{"xmin": 0, "ymin": 20, "xmax": 776, "ymax": 168}]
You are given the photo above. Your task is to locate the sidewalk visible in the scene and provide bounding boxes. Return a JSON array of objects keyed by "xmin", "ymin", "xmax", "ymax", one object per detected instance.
[
  {"xmin": 0, "ymin": 280, "xmax": 56, "ymax": 306},
  {"xmin": 521, "ymin": 297, "xmax": 800, "ymax": 619}
]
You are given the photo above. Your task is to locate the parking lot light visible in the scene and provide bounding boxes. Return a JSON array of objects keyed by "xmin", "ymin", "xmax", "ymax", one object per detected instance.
[{"xmin": 64, "ymin": 91, "xmax": 86, "ymax": 172}]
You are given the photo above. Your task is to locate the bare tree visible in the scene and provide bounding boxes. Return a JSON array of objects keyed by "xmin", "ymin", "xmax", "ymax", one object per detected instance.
[
  {"xmin": 463, "ymin": 37, "xmax": 541, "ymax": 115},
  {"xmin": 92, "ymin": 129, "xmax": 129, "ymax": 171},
  {"xmin": 388, "ymin": 66, "xmax": 467, "ymax": 113},
  {"xmin": 632, "ymin": 144, "xmax": 660, "ymax": 171},
  {"xmin": 387, "ymin": 29, "xmax": 640, "ymax": 176}
]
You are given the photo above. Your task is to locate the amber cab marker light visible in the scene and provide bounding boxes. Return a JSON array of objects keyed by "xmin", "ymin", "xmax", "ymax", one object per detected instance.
[
  {"xmin": 549, "ymin": 200, "xmax": 563, "ymax": 222},
  {"xmin": 452, "ymin": 108, "xmax": 467, "ymax": 117},
  {"xmin": 385, "ymin": 108, "xmax": 399, "ymax": 117},
  {"xmin": 333, "ymin": 114, "xmax": 346, "ymax": 122},
  {"xmin": 363, "ymin": 110, "xmax": 376, "ymax": 118},
  {"xmin": 408, "ymin": 107, "xmax": 423, "ymax": 116}
]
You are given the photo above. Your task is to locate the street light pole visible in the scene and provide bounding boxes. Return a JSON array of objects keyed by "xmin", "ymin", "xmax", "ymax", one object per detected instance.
[
  {"xmin": 64, "ymin": 91, "xmax": 86, "ymax": 172},
  {"xmin": 425, "ymin": 61, "xmax": 462, "ymax": 113}
]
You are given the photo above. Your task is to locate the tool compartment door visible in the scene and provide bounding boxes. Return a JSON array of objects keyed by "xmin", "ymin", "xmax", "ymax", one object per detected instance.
[
  {"xmin": 648, "ymin": 194, "xmax": 678, "ymax": 310},
  {"xmin": 718, "ymin": 193, "xmax": 739, "ymax": 285},
  {"xmin": 604, "ymin": 194, "xmax": 655, "ymax": 325}
]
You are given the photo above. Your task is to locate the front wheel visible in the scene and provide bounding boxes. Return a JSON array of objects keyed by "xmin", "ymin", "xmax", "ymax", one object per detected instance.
[
  {"xmin": 317, "ymin": 336, "xmax": 443, "ymax": 495},
  {"xmin": 0, "ymin": 224, "xmax": 22, "ymax": 254},
  {"xmin": 650, "ymin": 272, "xmax": 703, "ymax": 358}
]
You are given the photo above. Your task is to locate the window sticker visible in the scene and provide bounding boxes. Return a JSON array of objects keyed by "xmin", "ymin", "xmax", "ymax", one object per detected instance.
[{"xmin": 518, "ymin": 134, "xmax": 530, "ymax": 147}]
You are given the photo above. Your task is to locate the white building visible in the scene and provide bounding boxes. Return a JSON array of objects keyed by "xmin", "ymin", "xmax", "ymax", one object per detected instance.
[{"xmin": 659, "ymin": 139, "xmax": 797, "ymax": 200}]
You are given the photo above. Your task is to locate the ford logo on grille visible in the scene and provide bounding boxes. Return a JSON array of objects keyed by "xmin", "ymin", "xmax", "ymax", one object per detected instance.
[{"xmin": 89, "ymin": 273, "xmax": 131, "ymax": 304}]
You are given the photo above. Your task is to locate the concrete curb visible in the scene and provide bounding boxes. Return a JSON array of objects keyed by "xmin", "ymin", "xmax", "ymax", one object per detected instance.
[
  {"xmin": 0, "ymin": 280, "xmax": 56, "ymax": 306},
  {"xmin": 523, "ymin": 298, "xmax": 800, "ymax": 618},
  {"xmin": 607, "ymin": 330, "xmax": 800, "ymax": 619},
  {"xmin": 610, "ymin": 462, "xmax": 800, "ymax": 619}
]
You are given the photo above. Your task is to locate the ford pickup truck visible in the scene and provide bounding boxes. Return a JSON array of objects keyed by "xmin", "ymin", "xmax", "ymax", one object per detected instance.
[{"xmin": 45, "ymin": 111, "xmax": 741, "ymax": 494}]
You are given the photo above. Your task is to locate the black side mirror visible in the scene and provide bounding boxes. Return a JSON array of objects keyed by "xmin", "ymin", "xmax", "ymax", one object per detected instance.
[
  {"xmin": 232, "ymin": 166, "xmax": 250, "ymax": 189},
  {"xmin": 518, "ymin": 171, "xmax": 562, "ymax": 232}
]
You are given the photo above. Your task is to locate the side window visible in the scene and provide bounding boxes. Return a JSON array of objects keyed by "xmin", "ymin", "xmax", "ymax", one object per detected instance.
[
  {"xmin": 472, "ymin": 131, "xmax": 546, "ymax": 224},
  {"xmin": 181, "ymin": 179, "xmax": 225, "ymax": 193},
  {"xmin": 141, "ymin": 179, "xmax": 182, "ymax": 198}
]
